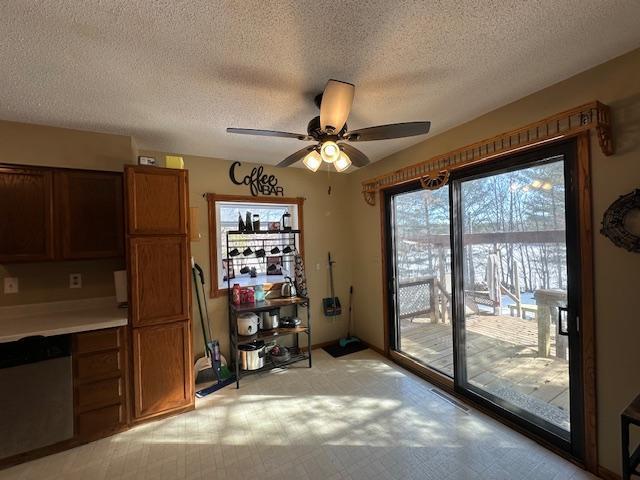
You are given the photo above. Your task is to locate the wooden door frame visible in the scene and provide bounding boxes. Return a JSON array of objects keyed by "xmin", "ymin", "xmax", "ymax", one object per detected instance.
[{"xmin": 379, "ymin": 132, "xmax": 597, "ymax": 473}]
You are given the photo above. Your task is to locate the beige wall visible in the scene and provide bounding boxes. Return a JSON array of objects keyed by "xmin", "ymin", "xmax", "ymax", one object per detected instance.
[
  {"xmin": 0, "ymin": 120, "xmax": 133, "ymax": 307},
  {"xmin": 0, "ymin": 119, "xmax": 133, "ymax": 171},
  {"xmin": 139, "ymin": 151, "xmax": 354, "ymax": 361},
  {"xmin": 0, "ymin": 259, "xmax": 125, "ymax": 306},
  {"xmin": 346, "ymin": 47, "xmax": 640, "ymax": 474}
]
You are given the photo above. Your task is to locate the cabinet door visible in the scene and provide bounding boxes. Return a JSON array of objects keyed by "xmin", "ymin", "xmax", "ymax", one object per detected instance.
[
  {"xmin": 125, "ymin": 166, "xmax": 188, "ymax": 235},
  {"xmin": 128, "ymin": 236, "xmax": 190, "ymax": 327},
  {"xmin": 0, "ymin": 166, "xmax": 54, "ymax": 262},
  {"xmin": 131, "ymin": 321, "xmax": 193, "ymax": 419},
  {"xmin": 55, "ymin": 171, "xmax": 124, "ymax": 259}
]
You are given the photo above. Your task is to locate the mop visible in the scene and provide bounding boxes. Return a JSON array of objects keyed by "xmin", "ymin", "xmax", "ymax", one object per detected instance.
[{"xmin": 192, "ymin": 260, "xmax": 235, "ymax": 397}]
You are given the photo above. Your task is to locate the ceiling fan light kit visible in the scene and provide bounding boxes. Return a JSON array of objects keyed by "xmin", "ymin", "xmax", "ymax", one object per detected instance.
[
  {"xmin": 226, "ymin": 78, "xmax": 431, "ymax": 172},
  {"xmin": 334, "ymin": 151, "xmax": 352, "ymax": 172},
  {"xmin": 320, "ymin": 141, "xmax": 340, "ymax": 163},
  {"xmin": 303, "ymin": 150, "xmax": 322, "ymax": 172}
]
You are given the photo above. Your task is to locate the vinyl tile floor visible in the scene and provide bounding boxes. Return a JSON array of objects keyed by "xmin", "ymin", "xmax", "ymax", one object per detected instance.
[{"xmin": 0, "ymin": 349, "xmax": 596, "ymax": 480}]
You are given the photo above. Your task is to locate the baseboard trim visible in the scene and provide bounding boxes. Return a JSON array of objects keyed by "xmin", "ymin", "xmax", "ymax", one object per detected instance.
[
  {"xmin": 299, "ymin": 339, "xmax": 338, "ymax": 352},
  {"xmin": 303, "ymin": 338, "xmax": 382, "ymax": 353},
  {"xmin": 361, "ymin": 340, "xmax": 386, "ymax": 357},
  {"xmin": 597, "ymin": 466, "xmax": 621, "ymax": 480}
]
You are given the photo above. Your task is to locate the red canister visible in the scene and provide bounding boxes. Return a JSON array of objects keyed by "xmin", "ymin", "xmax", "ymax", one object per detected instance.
[{"xmin": 246, "ymin": 288, "xmax": 255, "ymax": 304}]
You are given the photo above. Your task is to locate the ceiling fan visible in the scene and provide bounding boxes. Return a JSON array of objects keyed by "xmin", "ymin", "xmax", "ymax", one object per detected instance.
[{"xmin": 226, "ymin": 79, "xmax": 431, "ymax": 172}]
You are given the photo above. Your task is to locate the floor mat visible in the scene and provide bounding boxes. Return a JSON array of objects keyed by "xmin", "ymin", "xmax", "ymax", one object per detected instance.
[{"xmin": 323, "ymin": 341, "xmax": 369, "ymax": 358}]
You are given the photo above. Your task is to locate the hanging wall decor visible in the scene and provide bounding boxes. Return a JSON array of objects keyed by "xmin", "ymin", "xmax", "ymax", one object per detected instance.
[
  {"xmin": 360, "ymin": 101, "xmax": 613, "ymax": 205},
  {"xmin": 228, "ymin": 161, "xmax": 284, "ymax": 196},
  {"xmin": 601, "ymin": 189, "xmax": 640, "ymax": 253}
]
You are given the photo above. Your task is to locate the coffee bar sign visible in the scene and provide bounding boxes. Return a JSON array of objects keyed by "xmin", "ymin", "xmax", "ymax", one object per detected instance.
[{"xmin": 228, "ymin": 161, "xmax": 284, "ymax": 197}]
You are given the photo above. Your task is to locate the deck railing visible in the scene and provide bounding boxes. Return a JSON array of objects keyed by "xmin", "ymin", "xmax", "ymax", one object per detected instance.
[{"xmin": 398, "ymin": 276, "xmax": 451, "ymax": 323}]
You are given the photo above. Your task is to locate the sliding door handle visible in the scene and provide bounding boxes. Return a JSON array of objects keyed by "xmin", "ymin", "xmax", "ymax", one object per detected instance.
[{"xmin": 558, "ymin": 306, "xmax": 569, "ymax": 336}]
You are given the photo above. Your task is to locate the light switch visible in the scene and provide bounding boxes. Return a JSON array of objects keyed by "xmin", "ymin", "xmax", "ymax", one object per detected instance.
[
  {"xmin": 69, "ymin": 273, "xmax": 82, "ymax": 289},
  {"xmin": 3, "ymin": 277, "xmax": 18, "ymax": 294}
]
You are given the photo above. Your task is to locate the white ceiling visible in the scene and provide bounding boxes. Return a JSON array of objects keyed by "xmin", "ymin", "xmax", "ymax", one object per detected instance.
[{"xmin": 1, "ymin": 1, "xmax": 639, "ymax": 168}]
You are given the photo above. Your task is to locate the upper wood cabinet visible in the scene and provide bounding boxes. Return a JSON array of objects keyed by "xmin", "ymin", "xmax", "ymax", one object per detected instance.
[
  {"xmin": 0, "ymin": 165, "xmax": 124, "ymax": 263},
  {"xmin": 0, "ymin": 166, "xmax": 54, "ymax": 263},
  {"xmin": 55, "ymin": 170, "xmax": 124, "ymax": 259},
  {"xmin": 126, "ymin": 166, "xmax": 188, "ymax": 235}
]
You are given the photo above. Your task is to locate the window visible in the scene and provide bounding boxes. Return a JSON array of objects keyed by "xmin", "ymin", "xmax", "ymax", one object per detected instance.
[{"xmin": 206, "ymin": 194, "xmax": 304, "ymax": 297}]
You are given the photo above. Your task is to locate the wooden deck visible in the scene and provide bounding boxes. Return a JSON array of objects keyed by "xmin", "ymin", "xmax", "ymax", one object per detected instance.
[{"xmin": 399, "ymin": 314, "xmax": 570, "ymax": 430}]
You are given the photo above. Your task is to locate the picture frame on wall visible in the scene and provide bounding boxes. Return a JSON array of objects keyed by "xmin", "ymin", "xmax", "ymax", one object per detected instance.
[
  {"xmin": 266, "ymin": 256, "xmax": 283, "ymax": 275},
  {"xmin": 222, "ymin": 259, "xmax": 235, "ymax": 281}
]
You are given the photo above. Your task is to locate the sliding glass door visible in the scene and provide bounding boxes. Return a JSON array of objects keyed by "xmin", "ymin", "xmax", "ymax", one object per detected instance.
[
  {"xmin": 388, "ymin": 186, "xmax": 453, "ymax": 376},
  {"xmin": 386, "ymin": 140, "xmax": 583, "ymax": 457}
]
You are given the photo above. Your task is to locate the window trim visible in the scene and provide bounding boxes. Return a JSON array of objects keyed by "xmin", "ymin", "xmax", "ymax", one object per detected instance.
[{"xmin": 206, "ymin": 193, "xmax": 305, "ymax": 298}]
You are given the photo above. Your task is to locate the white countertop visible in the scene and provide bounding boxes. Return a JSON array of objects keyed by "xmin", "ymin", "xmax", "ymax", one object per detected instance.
[{"xmin": 0, "ymin": 297, "xmax": 128, "ymax": 343}]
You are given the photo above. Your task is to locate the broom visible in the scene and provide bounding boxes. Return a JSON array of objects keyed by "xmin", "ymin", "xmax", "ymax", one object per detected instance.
[{"xmin": 339, "ymin": 286, "xmax": 360, "ymax": 347}]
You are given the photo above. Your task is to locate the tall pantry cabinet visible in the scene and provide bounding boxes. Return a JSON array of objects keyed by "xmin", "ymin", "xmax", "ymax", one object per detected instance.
[{"xmin": 124, "ymin": 165, "xmax": 194, "ymax": 421}]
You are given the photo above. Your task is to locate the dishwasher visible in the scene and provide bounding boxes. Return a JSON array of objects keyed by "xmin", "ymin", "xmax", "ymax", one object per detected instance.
[{"xmin": 0, "ymin": 335, "xmax": 73, "ymax": 459}]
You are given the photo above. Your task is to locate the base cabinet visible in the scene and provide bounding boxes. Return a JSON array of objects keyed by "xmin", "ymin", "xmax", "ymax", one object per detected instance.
[
  {"xmin": 76, "ymin": 404, "xmax": 125, "ymax": 438},
  {"xmin": 131, "ymin": 321, "xmax": 192, "ymax": 420},
  {"xmin": 72, "ymin": 327, "xmax": 128, "ymax": 442}
]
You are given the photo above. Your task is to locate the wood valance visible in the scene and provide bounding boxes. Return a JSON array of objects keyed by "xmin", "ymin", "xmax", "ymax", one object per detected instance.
[{"xmin": 361, "ymin": 101, "xmax": 613, "ymax": 205}]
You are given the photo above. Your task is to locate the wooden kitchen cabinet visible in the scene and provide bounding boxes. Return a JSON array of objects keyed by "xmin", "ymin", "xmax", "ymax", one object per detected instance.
[
  {"xmin": 128, "ymin": 236, "xmax": 190, "ymax": 327},
  {"xmin": 55, "ymin": 170, "xmax": 124, "ymax": 259},
  {"xmin": 0, "ymin": 165, "xmax": 124, "ymax": 262},
  {"xmin": 125, "ymin": 165, "xmax": 194, "ymax": 423},
  {"xmin": 72, "ymin": 327, "xmax": 129, "ymax": 441},
  {"xmin": 0, "ymin": 166, "xmax": 54, "ymax": 262},
  {"xmin": 125, "ymin": 166, "xmax": 188, "ymax": 235},
  {"xmin": 131, "ymin": 320, "xmax": 192, "ymax": 418}
]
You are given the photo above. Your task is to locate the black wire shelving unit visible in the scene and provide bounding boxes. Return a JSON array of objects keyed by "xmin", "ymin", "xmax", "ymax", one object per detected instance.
[{"xmin": 226, "ymin": 229, "xmax": 311, "ymax": 388}]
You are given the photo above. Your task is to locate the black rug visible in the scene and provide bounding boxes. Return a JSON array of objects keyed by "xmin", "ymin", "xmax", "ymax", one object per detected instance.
[{"xmin": 323, "ymin": 341, "xmax": 369, "ymax": 358}]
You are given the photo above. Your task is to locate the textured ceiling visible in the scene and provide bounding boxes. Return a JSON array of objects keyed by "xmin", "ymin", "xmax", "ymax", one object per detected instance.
[{"xmin": 1, "ymin": 1, "xmax": 640, "ymax": 168}]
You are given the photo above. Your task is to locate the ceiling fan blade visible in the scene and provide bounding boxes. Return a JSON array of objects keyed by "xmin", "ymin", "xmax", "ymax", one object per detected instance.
[
  {"xmin": 345, "ymin": 121, "xmax": 430, "ymax": 141},
  {"xmin": 277, "ymin": 146, "xmax": 315, "ymax": 168},
  {"xmin": 320, "ymin": 79, "xmax": 355, "ymax": 134},
  {"xmin": 227, "ymin": 128, "xmax": 312, "ymax": 141},
  {"xmin": 339, "ymin": 143, "xmax": 370, "ymax": 168}
]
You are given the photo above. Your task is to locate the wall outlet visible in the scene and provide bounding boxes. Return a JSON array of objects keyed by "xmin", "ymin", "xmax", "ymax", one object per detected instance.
[
  {"xmin": 69, "ymin": 273, "xmax": 82, "ymax": 289},
  {"xmin": 3, "ymin": 277, "xmax": 18, "ymax": 294}
]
